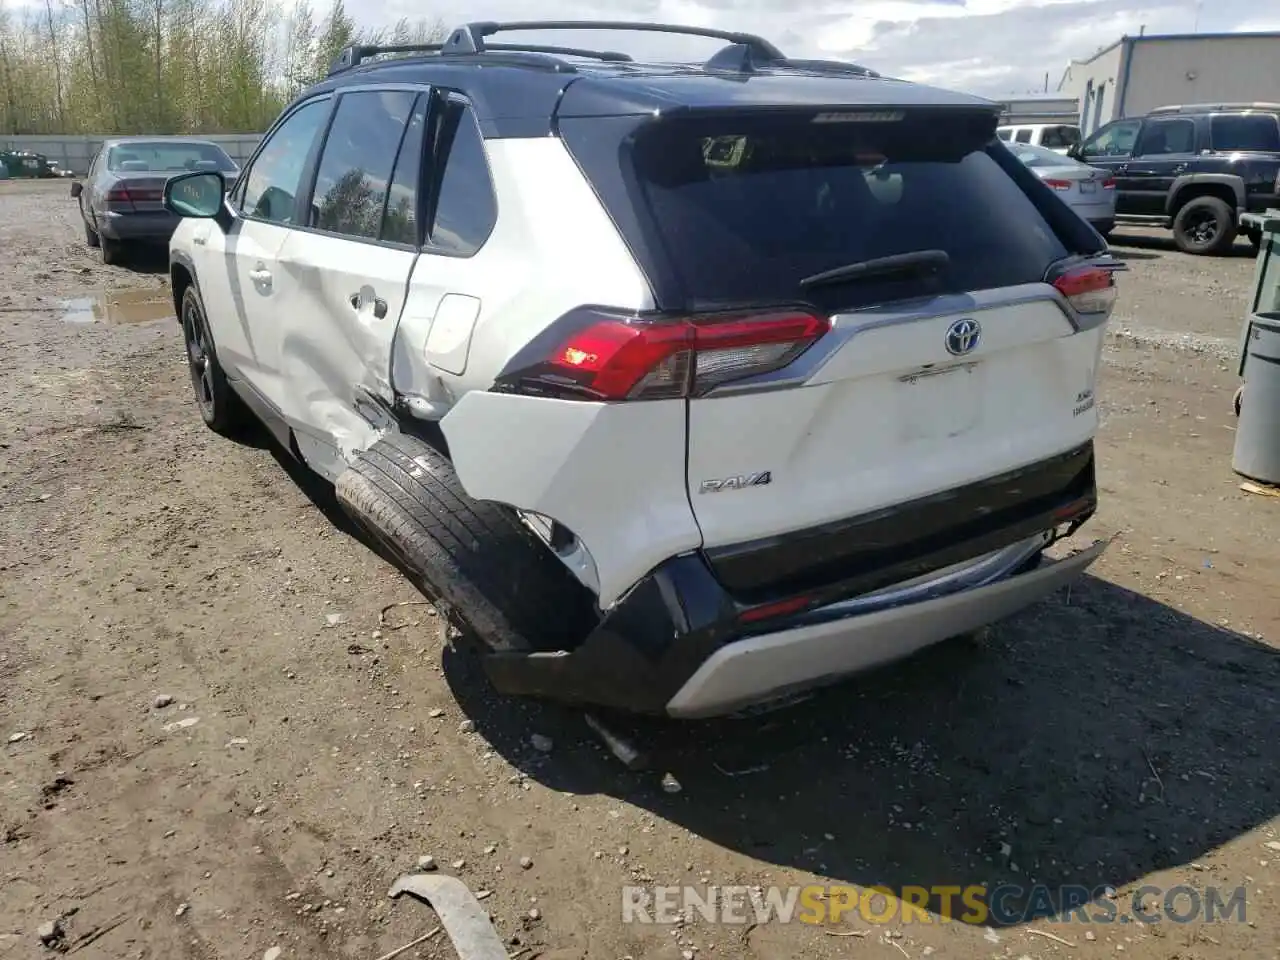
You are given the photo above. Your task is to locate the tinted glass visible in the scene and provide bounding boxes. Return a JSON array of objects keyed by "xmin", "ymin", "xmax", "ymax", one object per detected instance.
[
  {"xmin": 1080, "ymin": 120, "xmax": 1140, "ymax": 157},
  {"xmin": 1040, "ymin": 125, "xmax": 1081, "ymax": 148},
  {"xmin": 240, "ymin": 99, "xmax": 329, "ymax": 224},
  {"xmin": 310, "ymin": 90, "xmax": 417, "ymax": 241},
  {"xmin": 629, "ymin": 112, "xmax": 1069, "ymax": 310},
  {"xmin": 381, "ymin": 97, "xmax": 427, "ymax": 245},
  {"xmin": 1211, "ymin": 114, "xmax": 1280, "ymax": 152},
  {"xmin": 996, "ymin": 129, "xmax": 1012, "ymax": 141},
  {"xmin": 428, "ymin": 101, "xmax": 498, "ymax": 256},
  {"xmin": 107, "ymin": 141, "xmax": 238, "ymax": 173},
  {"xmin": 1136, "ymin": 118, "xmax": 1196, "ymax": 155}
]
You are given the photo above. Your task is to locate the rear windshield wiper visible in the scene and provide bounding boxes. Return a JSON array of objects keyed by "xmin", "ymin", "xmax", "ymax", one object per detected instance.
[{"xmin": 799, "ymin": 250, "xmax": 950, "ymax": 290}]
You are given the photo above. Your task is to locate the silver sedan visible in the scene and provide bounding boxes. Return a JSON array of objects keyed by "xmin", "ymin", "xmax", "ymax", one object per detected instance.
[
  {"xmin": 70, "ymin": 137, "xmax": 239, "ymax": 266},
  {"xmin": 1008, "ymin": 141, "xmax": 1116, "ymax": 238}
]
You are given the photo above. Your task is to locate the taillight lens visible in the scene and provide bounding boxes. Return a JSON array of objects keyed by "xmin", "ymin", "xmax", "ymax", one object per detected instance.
[
  {"xmin": 1042, "ymin": 178, "xmax": 1073, "ymax": 191},
  {"xmin": 105, "ymin": 185, "xmax": 133, "ymax": 202},
  {"xmin": 1101, "ymin": 176, "xmax": 1116, "ymax": 190},
  {"xmin": 1053, "ymin": 265, "xmax": 1117, "ymax": 315},
  {"xmin": 496, "ymin": 307, "xmax": 830, "ymax": 401}
]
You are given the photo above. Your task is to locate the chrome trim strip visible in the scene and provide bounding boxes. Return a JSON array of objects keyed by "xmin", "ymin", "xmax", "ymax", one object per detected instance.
[{"xmin": 788, "ymin": 531, "xmax": 1051, "ymax": 626}]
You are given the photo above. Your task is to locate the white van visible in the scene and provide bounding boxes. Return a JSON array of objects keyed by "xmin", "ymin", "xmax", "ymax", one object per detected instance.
[{"xmin": 996, "ymin": 123, "xmax": 1082, "ymax": 154}]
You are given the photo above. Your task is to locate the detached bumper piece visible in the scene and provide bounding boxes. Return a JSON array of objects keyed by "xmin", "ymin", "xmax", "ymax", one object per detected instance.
[{"xmin": 483, "ymin": 442, "xmax": 1102, "ymax": 718}]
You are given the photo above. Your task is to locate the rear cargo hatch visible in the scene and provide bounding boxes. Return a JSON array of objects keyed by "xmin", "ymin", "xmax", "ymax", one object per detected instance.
[{"xmin": 590, "ymin": 106, "xmax": 1108, "ymax": 598}]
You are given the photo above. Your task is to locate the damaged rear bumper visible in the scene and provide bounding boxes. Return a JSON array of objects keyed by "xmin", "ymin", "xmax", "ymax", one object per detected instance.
[
  {"xmin": 483, "ymin": 533, "xmax": 1106, "ymax": 717},
  {"xmin": 482, "ymin": 442, "xmax": 1105, "ymax": 718}
]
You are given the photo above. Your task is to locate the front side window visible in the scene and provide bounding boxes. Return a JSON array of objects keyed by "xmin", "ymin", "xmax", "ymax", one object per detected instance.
[
  {"xmin": 1079, "ymin": 119, "xmax": 1141, "ymax": 158},
  {"xmin": 238, "ymin": 98, "xmax": 330, "ymax": 225},
  {"xmin": 309, "ymin": 90, "xmax": 419, "ymax": 242},
  {"xmin": 426, "ymin": 100, "xmax": 498, "ymax": 256},
  {"xmin": 1135, "ymin": 118, "xmax": 1196, "ymax": 156}
]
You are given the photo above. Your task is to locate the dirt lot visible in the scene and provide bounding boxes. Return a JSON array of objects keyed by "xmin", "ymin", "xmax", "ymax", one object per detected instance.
[{"xmin": 2, "ymin": 178, "xmax": 1279, "ymax": 960}]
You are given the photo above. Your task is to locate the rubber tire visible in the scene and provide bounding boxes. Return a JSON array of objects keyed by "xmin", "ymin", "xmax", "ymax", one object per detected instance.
[
  {"xmin": 1172, "ymin": 196, "xmax": 1238, "ymax": 256},
  {"xmin": 100, "ymin": 235, "xmax": 125, "ymax": 265},
  {"xmin": 83, "ymin": 217, "xmax": 100, "ymax": 248},
  {"xmin": 180, "ymin": 284, "xmax": 249, "ymax": 436},
  {"xmin": 335, "ymin": 433, "xmax": 597, "ymax": 654}
]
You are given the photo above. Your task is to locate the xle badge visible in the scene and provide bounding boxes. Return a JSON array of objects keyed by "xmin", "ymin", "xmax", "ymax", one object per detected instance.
[{"xmin": 699, "ymin": 471, "xmax": 772, "ymax": 494}]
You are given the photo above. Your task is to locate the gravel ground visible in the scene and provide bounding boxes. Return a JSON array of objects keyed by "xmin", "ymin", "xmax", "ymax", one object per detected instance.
[{"xmin": 2, "ymin": 180, "xmax": 1279, "ymax": 960}]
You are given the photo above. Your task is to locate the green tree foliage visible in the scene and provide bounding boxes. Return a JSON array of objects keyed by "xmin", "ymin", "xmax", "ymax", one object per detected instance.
[{"xmin": 0, "ymin": 0, "xmax": 444, "ymax": 134}]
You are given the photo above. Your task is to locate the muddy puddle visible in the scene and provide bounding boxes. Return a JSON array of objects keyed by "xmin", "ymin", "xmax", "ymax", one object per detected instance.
[{"xmin": 61, "ymin": 287, "xmax": 173, "ymax": 325}]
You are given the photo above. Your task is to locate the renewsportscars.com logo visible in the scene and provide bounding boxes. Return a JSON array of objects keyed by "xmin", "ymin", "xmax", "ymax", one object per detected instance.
[{"xmin": 622, "ymin": 884, "xmax": 1248, "ymax": 927}]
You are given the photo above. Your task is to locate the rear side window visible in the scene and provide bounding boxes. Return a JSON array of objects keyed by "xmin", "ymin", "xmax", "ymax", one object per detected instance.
[
  {"xmin": 310, "ymin": 90, "xmax": 419, "ymax": 242},
  {"xmin": 1014, "ymin": 128, "xmax": 1033, "ymax": 143},
  {"xmin": 1135, "ymin": 117, "xmax": 1196, "ymax": 155},
  {"xmin": 625, "ymin": 112, "xmax": 1069, "ymax": 310},
  {"xmin": 425, "ymin": 100, "xmax": 498, "ymax": 256},
  {"xmin": 996, "ymin": 129, "xmax": 1012, "ymax": 141},
  {"xmin": 1211, "ymin": 114, "xmax": 1280, "ymax": 152}
]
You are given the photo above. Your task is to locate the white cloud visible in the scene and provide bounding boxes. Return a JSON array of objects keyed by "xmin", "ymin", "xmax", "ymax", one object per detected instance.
[{"xmin": 352, "ymin": 0, "xmax": 1278, "ymax": 95}]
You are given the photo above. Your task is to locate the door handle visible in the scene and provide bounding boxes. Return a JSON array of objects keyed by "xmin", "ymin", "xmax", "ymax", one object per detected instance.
[
  {"xmin": 1115, "ymin": 163, "xmax": 1128, "ymax": 174},
  {"xmin": 1172, "ymin": 163, "xmax": 1187, "ymax": 174},
  {"xmin": 350, "ymin": 292, "xmax": 388, "ymax": 319}
]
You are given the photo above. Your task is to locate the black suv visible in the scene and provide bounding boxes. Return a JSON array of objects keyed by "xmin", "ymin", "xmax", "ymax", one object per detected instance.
[{"xmin": 1070, "ymin": 102, "xmax": 1280, "ymax": 255}]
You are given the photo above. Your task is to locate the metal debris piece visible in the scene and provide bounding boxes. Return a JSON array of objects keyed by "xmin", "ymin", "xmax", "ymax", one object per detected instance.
[
  {"xmin": 584, "ymin": 714, "xmax": 648, "ymax": 770},
  {"xmin": 388, "ymin": 874, "xmax": 508, "ymax": 960}
]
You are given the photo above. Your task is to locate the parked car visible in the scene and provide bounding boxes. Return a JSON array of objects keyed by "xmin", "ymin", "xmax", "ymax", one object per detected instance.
[
  {"xmin": 162, "ymin": 20, "xmax": 1119, "ymax": 719},
  {"xmin": 1069, "ymin": 102, "xmax": 1280, "ymax": 255},
  {"xmin": 71, "ymin": 137, "xmax": 240, "ymax": 265},
  {"xmin": 996, "ymin": 123, "xmax": 1082, "ymax": 154},
  {"xmin": 1007, "ymin": 140, "xmax": 1116, "ymax": 237},
  {"xmin": 0, "ymin": 149, "xmax": 58, "ymax": 178}
]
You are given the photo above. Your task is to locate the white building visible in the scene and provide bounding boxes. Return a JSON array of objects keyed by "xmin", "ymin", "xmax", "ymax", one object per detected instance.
[{"xmin": 1059, "ymin": 31, "xmax": 1280, "ymax": 136}]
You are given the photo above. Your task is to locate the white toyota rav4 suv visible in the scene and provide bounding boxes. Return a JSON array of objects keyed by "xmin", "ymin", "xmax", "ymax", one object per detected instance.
[{"xmin": 163, "ymin": 21, "xmax": 1119, "ymax": 719}]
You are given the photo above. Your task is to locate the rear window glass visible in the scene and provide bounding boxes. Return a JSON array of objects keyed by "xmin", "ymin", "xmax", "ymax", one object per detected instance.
[
  {"xmin": 1040, "ymin": 125, "xmax": 1081, "ymax": 148},
  {"xmin": 1210, "ymin": 114, "xmax": 1280, "ymax": 152},
  {"xmin": 107, "ymin": 141, "xmax": 237, "ymax": 173},
  {"xmin": 629, "ymin": 113, "xmax": 1068, "ymax": 311}
]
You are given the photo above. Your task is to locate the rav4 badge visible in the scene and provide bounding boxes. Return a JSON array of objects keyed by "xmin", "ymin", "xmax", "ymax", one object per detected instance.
[{"xmin": 699, "ymin": 472, "xmax": 772, "ymax": 494}]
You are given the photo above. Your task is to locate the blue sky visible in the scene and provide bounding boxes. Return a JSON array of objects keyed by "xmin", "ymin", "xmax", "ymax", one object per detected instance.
[{"xmin": 351, "ymin": 0, "xmax": 1279, "ymax": 96}]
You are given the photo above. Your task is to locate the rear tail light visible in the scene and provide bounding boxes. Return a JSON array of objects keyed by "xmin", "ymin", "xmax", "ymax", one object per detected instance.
[
  {"xmin": 495, "ymin": 307, "xmax": 830, "ymax": 401},
  {"xmin": 1100, "ymin": 176, "xmax": 1116, "ymax": 190},
  {"xmin": 1042, "ymin": 178, "xmax": 1073, "ymax": 191},
  {"xmin": 105, "ymin": 184, "xmax": 134, "ymax": 205},
  {"xmin": 1053, "ymin": 265, "xmax": 1117, "ymax": 314}
]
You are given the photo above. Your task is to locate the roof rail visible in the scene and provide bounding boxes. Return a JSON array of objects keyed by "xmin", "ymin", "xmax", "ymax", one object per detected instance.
[
  {"xmin": 326, "ymin": 39, "xmax": 635, "ymax": 75},
  {"xmin": 441, "ymin": 19, "xmax": 786, "ymax": 61},
  {"xmin": 1149, "ymin": 101, "xmax": 1280, "ymax": 114}
]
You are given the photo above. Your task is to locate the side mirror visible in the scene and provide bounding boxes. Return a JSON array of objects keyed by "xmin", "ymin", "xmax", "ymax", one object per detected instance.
[
  {"xmin": 164, "ymin": 171, "xmax": 230, "ymax": 230},
  {"xmin": 70, "ymin": 181, "xmax": 82, "ymax": 199},
  {"xmin": 1066, "ymin": 143, "xmax": 1082, "ymax": 160},
  {"xmin": 164, "ymin": 170, "xmax": 224, "ymax": 218}
]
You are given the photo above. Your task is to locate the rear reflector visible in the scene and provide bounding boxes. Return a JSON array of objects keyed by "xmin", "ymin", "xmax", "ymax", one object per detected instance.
[
  {"xmin": 497, "ymin": 308, "xmax": 830, "ymax": 401},
  {"xmin": 1042, "ymin": 178, "xmax": 1072, "ymax": 191},
  {"xmin": 738, "ymin": 594, "xmax": 814, "ymax": 623},
  {"xmin": 1053, "ymin": 265, "xmax": 1117, "ymax": 315}
]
